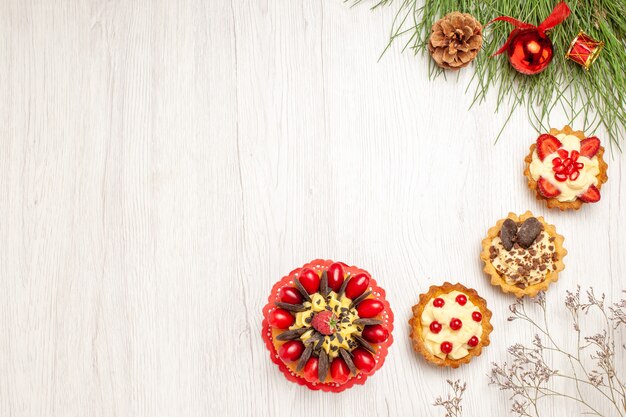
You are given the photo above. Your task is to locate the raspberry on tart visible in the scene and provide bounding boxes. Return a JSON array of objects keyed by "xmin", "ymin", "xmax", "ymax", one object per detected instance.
[
  {"xmin": 262, "ymin": 260, "xmax": 394, "ymax": 392},
  {"xmin": 524, "ymin": 126, "xmax": 608, "ymax": 210},
  {"xmin": 409, "ymin": 282, "xmax": 492, "ymax": 368},
  {"xmin": 480, "ymin": 211, "xmax": 567, "ymax": 298}
]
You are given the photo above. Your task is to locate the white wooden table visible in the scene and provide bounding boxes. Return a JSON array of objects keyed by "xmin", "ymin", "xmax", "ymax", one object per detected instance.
[{"xmin": 1, "ymin": 1, "xmax": 624, "ymax": 416}]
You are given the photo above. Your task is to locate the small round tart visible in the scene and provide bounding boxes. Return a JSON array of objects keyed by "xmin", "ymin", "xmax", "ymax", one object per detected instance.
[
  {"xmin": 524, "ymin": 125, "xmax": 608, "ymax": 210},
  {"xmin": 262, "ymin": 259, "xmax": 394, "ymax": 393},
  {"xmin": 409, "ymin": 282, "xmax": 492, "ymax": 368},
  {"xmin": 481, "ymin": 211, "xmax": 566, "ymax": 298}
]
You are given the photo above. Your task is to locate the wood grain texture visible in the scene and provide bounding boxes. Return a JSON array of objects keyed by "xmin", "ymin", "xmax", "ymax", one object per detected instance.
[{"xmin": 0, "ymin": 1, "xmax": 624, "ymax": 416}]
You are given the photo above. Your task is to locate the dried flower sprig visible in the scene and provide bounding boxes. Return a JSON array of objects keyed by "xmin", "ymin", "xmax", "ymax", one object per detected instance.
[
  {"xmin": 490, "ymin": 287, "xmax": 626, "ymax": 417},
  {"xmin": 434, "ymin": 379, "xmax": 466, "ymax": 417}
]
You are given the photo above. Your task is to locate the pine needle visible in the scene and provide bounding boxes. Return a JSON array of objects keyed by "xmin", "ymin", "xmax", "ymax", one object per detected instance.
[{"xmin": 358, "ymin": 0, "xmax": 626, "ymax": 148}]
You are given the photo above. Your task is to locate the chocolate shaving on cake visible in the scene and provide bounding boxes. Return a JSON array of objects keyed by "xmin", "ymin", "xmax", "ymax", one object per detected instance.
[
  {"xmin": 296, "ymin": 344, "xmax": 313, "ymax": 371},
  {"xmin": 354, "ymin": 318, "xmax": 383, "ymax": 326},
  {"xmin": 293, "ymin": 279, "xmax": 311, "ymax": 302},
  {"xmin": 314, "ymin": 336, "xmax": 325, "ymax": 351},
  {"xmin": 339, "ymin": 348, "xmax": 357, "ymax": 375},
  {"xmin": 500, "ymin": 219, "xmax": 518, "ymax": 251},
  {"xmin": 353, "ymin": 335, "xmax": 376, "ymax": 354},
  {"xmin": 320, "ymin": 270, "xmax": 329, "ymax": 298},
  {"xmin": 274, "ymin": 302, "xmax": 307, "ymax": 312},
  {"xmin": 304, "ymin": 333, "xmax": 323, "ymax": 346},
  {"xmin": 318, "ymin": 350, "xmax": 329, "ymax": 382},
  {"xmin": 337, "ymin": 274, "xmax": 350, "ymax": 297},
  {"xmin": 517, "ymin": 217, "xmax": 543, "ymax": 248},
  {"xmin": 349, "ymin": 291, "xmax": 372, "ymax": 309},
  {"xmin": 275, "ymin": 328, "xmax": 308, "ymax": 341}
]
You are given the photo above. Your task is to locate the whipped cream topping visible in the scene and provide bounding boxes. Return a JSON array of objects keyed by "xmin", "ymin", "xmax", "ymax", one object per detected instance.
[
  {"xmin": 489, "ymin": 231, "xmax": 557, "ymax": 287},
  {"xmin": 420, "ymin": 291, "xmax": 483, "ymax": 360},
  {"xmin": 529, "ymin": 133, "xmax": 600, "ymax": 202}
]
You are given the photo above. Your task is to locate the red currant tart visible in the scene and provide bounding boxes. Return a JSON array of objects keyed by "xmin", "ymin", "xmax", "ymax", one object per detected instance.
[
  {"xmin": 525, "ymin": 125, "xmax": 608, "ymax": 210},
  {"xmin": 409, "ymin": 282, "xmax": 492, "ymax": 368},
  {"xmin": 262, "ymin": 259, "xmax": 394, "ymax": 392}
]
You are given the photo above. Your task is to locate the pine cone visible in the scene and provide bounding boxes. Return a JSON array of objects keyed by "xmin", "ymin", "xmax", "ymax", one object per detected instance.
[{"xmin": 428, "ymin": 12, "xmax": 483, "ymax": 70}]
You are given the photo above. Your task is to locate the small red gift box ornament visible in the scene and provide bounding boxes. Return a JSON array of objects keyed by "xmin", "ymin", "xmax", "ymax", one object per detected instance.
[
  {"xmin": 565, "ymin": 31, "xmax": 604, "ymax": 70},
  {"xmin": 489, "ymin": 2, "xmax": 571, "ymax": 75}
]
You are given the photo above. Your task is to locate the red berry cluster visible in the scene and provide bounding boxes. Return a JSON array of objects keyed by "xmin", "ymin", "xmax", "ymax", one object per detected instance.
[
  {"xmin": 429, "ymin": 294, "xmax": 482, "ymax": 356},
  {"xmin": 552, "ymin": 149, "xmax": 584, "ymax": 182}
]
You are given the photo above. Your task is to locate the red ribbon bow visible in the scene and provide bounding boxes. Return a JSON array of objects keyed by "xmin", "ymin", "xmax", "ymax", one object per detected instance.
[{"xmin": 489, "ymin": 2, "xmax": 571, "ymax": 56}]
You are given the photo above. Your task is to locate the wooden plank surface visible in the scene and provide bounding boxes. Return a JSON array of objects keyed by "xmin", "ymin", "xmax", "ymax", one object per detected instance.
[{"xmin": 1, "ymin": 1, "xmax": 624, "ymax": 416}]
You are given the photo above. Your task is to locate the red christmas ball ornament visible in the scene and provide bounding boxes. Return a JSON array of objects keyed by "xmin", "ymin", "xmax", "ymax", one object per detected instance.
[
  {"xmin": 507, "ymin": 28, "xmax": 554, "ymax": 75},
  {"xmin": 488, "ymin": 2, "xmax": 570, "ymax": 75}
]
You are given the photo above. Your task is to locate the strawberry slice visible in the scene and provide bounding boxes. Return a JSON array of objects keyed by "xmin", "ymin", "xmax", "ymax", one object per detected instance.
[
  {"xmin": 579, "ymin": 136, "xmax": 600, "ymax": 158},
  {"xmin": 537, "ymin": 177, "xmax": 561, "ymax": 198},
  {"xmin": 537, "ymin": 134, "xmax": 562, "ymax": 161},
  {"xmin": 578, "ymin": 184, "xmax": 601, "ymax": 203}
]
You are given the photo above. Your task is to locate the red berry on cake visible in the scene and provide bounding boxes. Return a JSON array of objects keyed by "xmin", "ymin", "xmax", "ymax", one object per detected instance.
[
  {"xmin": 352, "ymin": 348, "xmax": 375, "ymax": 374},
  {"xmin": 330, "ymin": 358, "xmax": 351, "ymax": 384},
  {"xmin": 326, "ymin": 262, "xmax": 345, "ymax": 292},
  {"xmin": 345, "ymin": 273, "xmax": 370, "ymax": 299},
  {"xmin": 303, "ymin": 357, "xmax": 319, "ymax": 382},
  {"xmin": 455, "ymin": 294, "xmax": 467, "ymax": 306},
  {"xmin": 356, "ymin": 299, "xmax": 384, "ymax": 318},
  {"xmin": 362, "ymin": 324, "xmax": 389, "ymax": 343},
  {"xmin": 269, "ymin": 308, "xmax": 294, "ymax": 329},
  {"xmin": 429, "ymin": 321, "xmax": 442, "ymax": 334},
  {"xmin": 279, "ymin": 340, "xmax": 304, "ymax": 362},
  {"xmin": 279, "ymin": 287, "xmax": 303, "ymax": 304},
  {"xmin": 298, "ymin": 268, "xmax": 320, "ymax": 294},
  {"xmin": 449, "ymin": 318, "xmax": 463, "ymax": 330},
  {"xmin": 440, "ymin": 341, "xmax": 453, "ymax": 354}
]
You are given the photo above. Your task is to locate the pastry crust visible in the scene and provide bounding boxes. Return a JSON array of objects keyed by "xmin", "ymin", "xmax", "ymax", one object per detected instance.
[
  {"xmin": 524, "ymin": 125, "xmax": 608, "ymax": 210},
  {"xmin": 409, "ymin": 282, "xmax": 493, "ymax": 368},
  {"xmin": 481, "ymin": 211, "xmax": 566, "ymax": 298}
]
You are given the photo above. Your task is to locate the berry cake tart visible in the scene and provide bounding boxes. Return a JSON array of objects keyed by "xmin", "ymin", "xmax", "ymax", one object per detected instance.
[
  {"xmin": 524, "ymin": 126, "xmax": 608, "ymax": 210},
  {"xmin": 481, "ymin": 211, "xmax": 566, "ymax": 298},
  {"xmin": 262, "ymin": 259, "xmax": 394, "ymax": 392},
  {"xmin": 409, "ymin": 282, "xmax": 492, "ymax": 368}
]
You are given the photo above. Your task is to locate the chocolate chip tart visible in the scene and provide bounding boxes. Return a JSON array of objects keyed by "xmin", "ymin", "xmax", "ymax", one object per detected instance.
[
  {"xmin": 481, "ymin": 211, "xmax": 566, "ymax": 298},
  {"xmin": 409, "ymin": 282, "xmax": 492, "ymax": 369},
  {"xmin": 524, "ymin": 125, "xmax": 608, "ymax": 211}
]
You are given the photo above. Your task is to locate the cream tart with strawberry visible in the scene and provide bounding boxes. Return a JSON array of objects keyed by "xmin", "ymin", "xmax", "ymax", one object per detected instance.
[
  {"xmin": 481, "ymin": 211, "xmax": 566, "ymax": 298},
  {"xmin": 262, "ymin": 260, "xmax": 394, "ymax": 392},
  {"xmin": 409, "ymin": 283, "xmax": 492, "ymax": 368},
  {"xmin": 524, "ymin": 126, "xmax": 608, "ymax": 210}
]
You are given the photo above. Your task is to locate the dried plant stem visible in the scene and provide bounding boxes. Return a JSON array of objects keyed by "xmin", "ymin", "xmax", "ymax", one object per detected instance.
[
  {"xmin": 489, "ymin": 288, "xmax": 626, "ymax": 417},
  {"xmin": 433, "ymin": 379, "xmax": 466, "ymax": 417}
]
